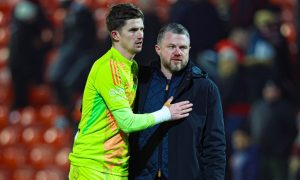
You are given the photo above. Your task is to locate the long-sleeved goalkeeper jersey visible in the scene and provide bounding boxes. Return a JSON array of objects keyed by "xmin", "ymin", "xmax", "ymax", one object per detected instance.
[{"xmin": 69, "ymin": 47, "xmax": 156, "ymax": 176}]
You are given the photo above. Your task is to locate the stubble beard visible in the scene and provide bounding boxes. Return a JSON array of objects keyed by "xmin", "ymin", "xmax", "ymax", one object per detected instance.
[{"xmin": 163, "ymin": 60, "xmax": 188, "ymax": 73}]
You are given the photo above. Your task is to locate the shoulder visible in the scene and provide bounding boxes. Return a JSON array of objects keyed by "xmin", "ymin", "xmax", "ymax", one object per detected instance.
[
  {"xmin": 190, "ymin": 64, "xmax": 220, "ymax": 93},
  {"xmin": 190, "ymin": 64, "xmax": 212, "ymax": 85},
  {"xmin": 188, "ymin": 61, "xmax": 208, "ymax": 79},
  {"xmin": 191, "ymin": 65, "xmax": 207, "ymax": 77},
  {"xmin": 89, "ymin": 50, "xmax": 113, "ymax": 75}
]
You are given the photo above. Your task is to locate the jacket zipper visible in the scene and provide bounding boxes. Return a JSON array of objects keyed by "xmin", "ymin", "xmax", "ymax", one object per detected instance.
[{"xmin": 157, "ymin": 79, "xmax": 170, "ymax": 178}]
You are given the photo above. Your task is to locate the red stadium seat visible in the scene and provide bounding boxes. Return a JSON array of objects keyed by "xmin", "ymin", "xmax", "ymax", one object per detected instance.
[
  {"xmin": 35, "ymin": 167, "xmax": 66, "ymax": 180},
  {"xmin": 0, "ymin": 27, "xmax": 9, "ymax": 46},
  {"xmin": 38, "ymin": 105, "xmax": 62, "ymax": 126},
  {"xmin": 51, "ymin": 8, "xmax": 66, "ymax": 27},
  {"xmin": 0, "ymin": 68, "xmax": 13, "ymax": 105},
  {"xmin": 0, "ymin": 11, "xmax": 9, "ymax": 26},
  {"xmin": 2, "ymin": 145, "xmax": 28, "ymax": 169},
  {"xmin": 20, "ymin": 106, "xmax": 37, "ymax": 126},
  {"xmin": 54, "ymin": 147, "xmax": 71, "ymax": 171},
  {"xmin": 12, "ymin": 166, "xmax": 36, "ymax": 180},
  {"xmin": 40, "ymin": 0, "xmax": 59, "ymax": 10},
  {"xmin": 0, "ymin": 65, "xmax": 10, "ymax": 83},
  {"xmin": 92, "ymin": 0, "xmax": 109, "ymax": 8},
  {"xmin": 0, "ymin": 0, "xmax": 14, "ymax": 14},
  {"xmin": 29, "ymin": 144, "xmax": 55, "ymax": 169},
  {"xmin": 21, "ymin": 125, "xmax": 46, "ymax": 147},
  {"xmin": 43, "ymin": 126, "xmax": 72, "ymax": 148},
  {"xmin": 0, "ymin": 47, "xmax": 9, "ymax": 69},
  {"xmin": 0, "ymin": 85, "xmax": 12, "ymax": 106},
  {"xmin": 0, "ymin": 105, "xmax": 8, "ymax": 128},
  {"xmin": 0, "ymin": 125, "xmax": 22, "ymax": 146},
  {"xmin": 0, "ymin": 168, "xmax": 12, "ymax": 180}
]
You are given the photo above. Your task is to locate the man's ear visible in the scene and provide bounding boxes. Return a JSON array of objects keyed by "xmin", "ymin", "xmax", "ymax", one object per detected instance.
[
  {"xmin": 111, "ymin": 30, "xmax": 120, "ymax": 42},
  {"xmin": 155, "ymin": 44, "xmax": 160, "ymax": 55}
]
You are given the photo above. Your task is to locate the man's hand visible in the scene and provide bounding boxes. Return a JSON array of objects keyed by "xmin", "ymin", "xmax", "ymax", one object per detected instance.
[{"xmin": 165, "ymin": 96, "xmax": 193, "ymax": 120}]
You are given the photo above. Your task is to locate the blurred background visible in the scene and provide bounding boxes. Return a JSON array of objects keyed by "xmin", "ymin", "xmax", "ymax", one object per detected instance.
[{"xmin": 0, "ymin": 0, "xmax": 299, "ymax": 179}]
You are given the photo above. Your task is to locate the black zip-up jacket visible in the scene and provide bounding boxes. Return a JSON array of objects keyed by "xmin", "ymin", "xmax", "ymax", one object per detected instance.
[{"xmin": 130, "ymin": 62, "xmax": 226, "ymax": 180}]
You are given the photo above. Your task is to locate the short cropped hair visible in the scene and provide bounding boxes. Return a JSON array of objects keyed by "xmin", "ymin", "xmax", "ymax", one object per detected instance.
[
  {"xmin": 106, "ymin": 3, "xmax": 144, "ymax": 32},
  {"xmin": 157, "ymin": 23, "xmax": 190, "ymax": 44}
]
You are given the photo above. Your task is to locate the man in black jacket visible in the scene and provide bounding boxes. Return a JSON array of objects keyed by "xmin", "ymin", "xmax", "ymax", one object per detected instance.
[{"xmin": 130, "ymin": 23, "xmax": 226, "ymax": 180}]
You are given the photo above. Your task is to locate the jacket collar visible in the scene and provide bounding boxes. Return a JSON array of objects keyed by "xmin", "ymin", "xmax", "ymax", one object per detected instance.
[
  {"xmin": 190, "ymin": 63, "xmax": 208, "ymax": 78},
  {"xmin": 150, "ymin": 60, "xmax": 208, "ymax": 79},
  {"xmin": 136, "ymin": 60, "xmax": 208, "ymax": 111}
]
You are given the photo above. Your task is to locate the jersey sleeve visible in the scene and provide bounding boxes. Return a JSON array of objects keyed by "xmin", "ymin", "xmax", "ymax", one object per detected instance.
[{"xmin": 111, "ymin": 107, "xmax": 156, "ymax": 133}]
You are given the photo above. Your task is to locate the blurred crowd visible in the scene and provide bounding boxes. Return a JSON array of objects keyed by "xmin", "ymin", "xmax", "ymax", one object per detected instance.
[{"xmin": 0, "ymin": 0, "xmax": 300, "ymax": 179}]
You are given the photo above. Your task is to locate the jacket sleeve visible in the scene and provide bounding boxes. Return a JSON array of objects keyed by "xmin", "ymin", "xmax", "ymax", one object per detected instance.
[{"xmin": 202, "ymin": 80, "xmax": 226, "ymax": 180}]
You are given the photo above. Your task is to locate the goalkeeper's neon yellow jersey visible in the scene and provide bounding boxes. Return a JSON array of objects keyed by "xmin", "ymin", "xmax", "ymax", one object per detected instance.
[{"xmin": 69, "ymin": 47, "xmax": 156, "ymax": 177}]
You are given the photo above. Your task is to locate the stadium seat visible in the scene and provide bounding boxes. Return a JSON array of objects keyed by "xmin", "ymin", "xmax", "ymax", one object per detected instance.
[
  {"xmin": 43, "ymin": 126, "xmax": 72, "ymax": 148},
  {"xmin": 29, "ymin": 144, "xmax": 55, "ymax": 169},
  {"xmin": 20, "ymin": 106, "xmax": 37, "ymax": 126},
  {"xmin": 0, "ymin": 49, "xmax": 7, "ymax": 70},
  {"xmin": 38, "ymin": 105, "xmax": 62, "ymax": 126},
  {"xmin": 0, "ymin": 11, "xmax": 9, "ymax": 27},
  {"xmin": 0, "ymin": 85, "xmax": 12, "ymax": 106},
  {"xmin": 0, "ymin": 168, "xmax": 12, "ymax": 180},
  {"xmin": 0, "ymin": 125, "xmax": 21, "ymax": 146},
  {"xmin": 54, "ymin": 147, "xmax": 71, "ymax": 171},
  {"xmin": 0, "ymin": 66, "xmax": 11, "ymax": 86},
  {"xmin": 35, "ymin": 167, "xmax": 66, "ymax": 180},
  {"xmin": 0, "ymin": 27, "xmax": 9, "ymax": 46},
  {"xmin": 0, "ymin": 105, "xmax": 8, "ymax": 128},
  {"xmin": 12, "ymin": 166, "xmax": 36, "ymax": 180},
  {"xmin": 51, "ymin": 8, "xmax": 66, "ymax": 27},
  {"xmin": 22, "ymin": 125, "xmax": 46, "ymax": 147},
  {"xmin": 2, "ymin": 145, "xmax": 28, "ymax": 169}
]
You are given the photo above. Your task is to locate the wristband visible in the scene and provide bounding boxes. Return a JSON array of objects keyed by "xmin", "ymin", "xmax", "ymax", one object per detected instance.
[{"xmin": 151, "ymin": 106, "xmax": 171, "ymax": 123}]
